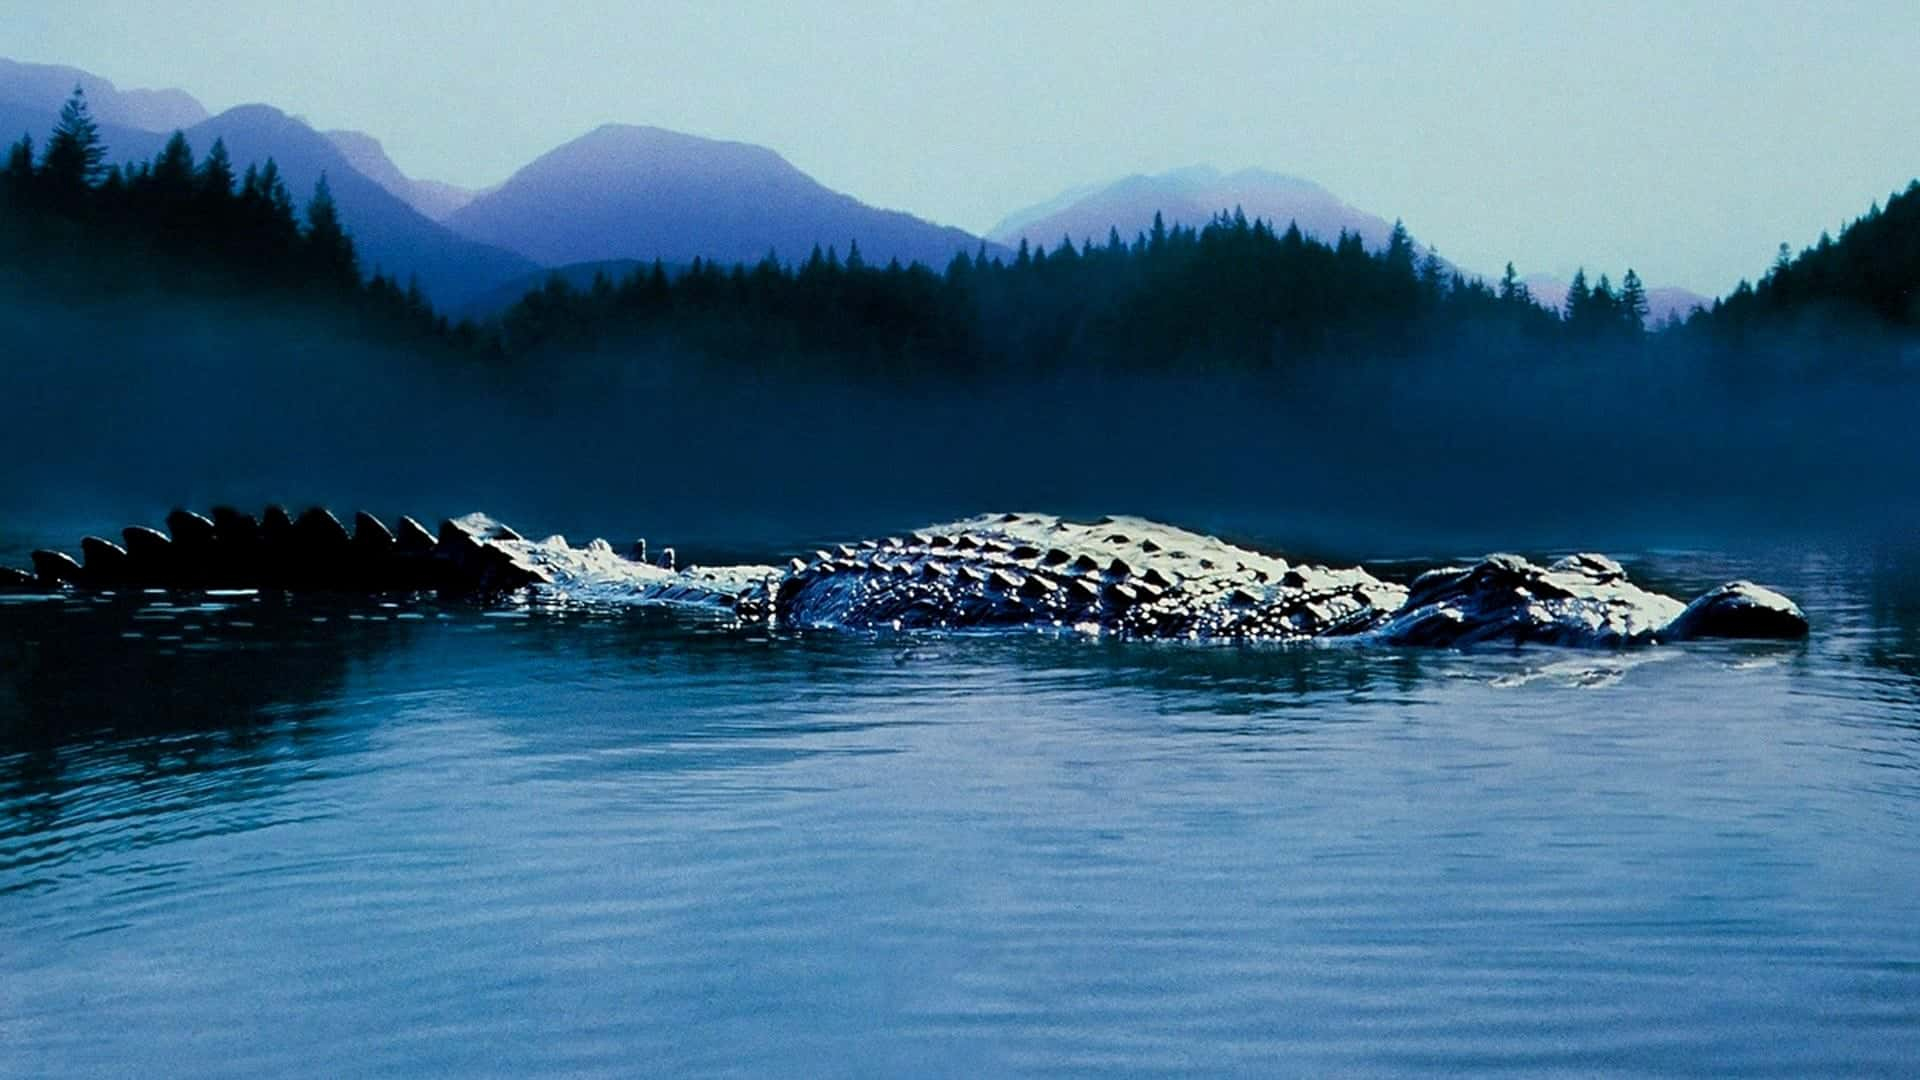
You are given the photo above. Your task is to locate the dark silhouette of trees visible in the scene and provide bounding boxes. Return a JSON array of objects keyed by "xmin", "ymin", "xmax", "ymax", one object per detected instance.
[
  {"xmin": 1702, "ymin": 179, "xmax": 1920, "ymax": 335},
  {"xmin": 302, "ymin": 173, "xmax": 358, "ymax": 288},
  {"xmin": 199, "ymin": 137, "xmax": 235, "ymax": 200},
  {"xmin": 0, "ymin": 99, "xmax": 476, "ymax": 351},
  {"xmin": 1559, "ymin": 267, "xmax": 1649, "ymax": 340},
  {"xmin": 481, "ymin": 203, "xmax": 1597, "ymax": 374},
  {"xmin": 151, "ymin": 131, "xmax": 195, "ymax": 196},
  {"xmin": 1618, "ymin": 269, "xmax": 1648, "ymax": 333},
  {"xmin": 4, "ymin": 89, "xmax": 1916, "ymax": 381},
  {"xmin": 1563, "ymin": 269, "xmax": 1591, "ymax": 324},
  {"xmin": 39, "ymin": 86, "xmax": 105, "ymax": 197},
  {"xmin": 1497, "ymin": 261, "xmax": 1531, "ymax": 307},
  {"xmin": 2, "ymin": 134, "xmax": 31, "ymax": 188}
]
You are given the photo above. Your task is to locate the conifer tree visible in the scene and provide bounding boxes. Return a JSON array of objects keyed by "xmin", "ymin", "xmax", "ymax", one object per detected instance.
[
  {"xmin": 1564, "ymin": 268, "xmax": 1591, "ymax": 323},
  {"xmin": 1618, "ymin": 268, "xmax": 1648, "ymax": 332},
  {"xmin": 2, "ymin": 134, "xmax": 32, "ymax": 191},
  {"xmin": 40, "ymin": 86, "xmax": 106, "ymax": 194},
  {"xmin": 151, "ymin": 132, "xmax": 196, "ymax": 197},
  {"xmin": 1419, "ymin": 248, "xmax": 1446, "ymax": 299},
  {"xmin": 199, "ymin": 138, "xmax": 235, "ymax": 198},
  {"xmin": 1497, "ymin": 261, "xmax": 1531, "ymax": 305},
  {"xmin": 1384, "ymin": 219, "xmax": 1415, "ymax": 277},
  {"xmin": 303, "ymin": 173, "xmax": 358, "ymax": 286},
  {"xmin": 1587, "ymin": 274, "xmax": 1619, "ymax": 331}
]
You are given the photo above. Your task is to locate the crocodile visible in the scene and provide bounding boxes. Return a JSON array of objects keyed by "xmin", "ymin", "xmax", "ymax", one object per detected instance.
[{"xmin": 1, "ymin": 506, "xmax": 1809, "ymax": 646}]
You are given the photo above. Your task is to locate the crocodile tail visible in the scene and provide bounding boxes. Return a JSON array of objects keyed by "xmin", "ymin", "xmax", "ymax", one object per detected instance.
[{"xmin": 3, "ymin": 506, "xmax": 548, "ymax": 596}]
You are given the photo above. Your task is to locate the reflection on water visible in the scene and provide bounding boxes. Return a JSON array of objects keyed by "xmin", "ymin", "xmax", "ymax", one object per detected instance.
[{"xmin": 2, "ymin": 546, "xmax": 1919, "ymax": 1076}]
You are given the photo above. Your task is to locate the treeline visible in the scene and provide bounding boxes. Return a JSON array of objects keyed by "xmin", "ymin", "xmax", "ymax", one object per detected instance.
[
  {"xmin": 5, "ymin": 87, "xmax": 1918, "ymax": 380},
  {"xmin": 1705, "ymin": 179, "xmax": 1920, "ymax": 335},
  {"xmin": 497, "ymin": 214, "xmax": 1674, "ymax": 374},
  {"xmin": 0, "ymin": 88, "xmax": 487, "ymax": 350}
]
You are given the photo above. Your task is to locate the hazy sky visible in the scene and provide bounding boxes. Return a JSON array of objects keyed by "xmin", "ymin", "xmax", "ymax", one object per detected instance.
[{"xmin": 10, "ymin": 1, "xmax": 1918, "ymax": 294}]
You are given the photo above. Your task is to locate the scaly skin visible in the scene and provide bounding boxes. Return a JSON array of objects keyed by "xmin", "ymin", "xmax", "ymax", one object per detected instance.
[
  {"xmin": 4, "ymin": 507, "xmax": 1810, "ymax": 646},
  {"xmin": 745, "ymin": 513, "xmax": 1407, "ymax": 639}
]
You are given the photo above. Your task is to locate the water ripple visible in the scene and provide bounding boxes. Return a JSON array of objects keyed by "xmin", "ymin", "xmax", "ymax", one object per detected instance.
[{"xmin": 2, "ymin": 547, "xmax": 1920, "ymax": 1074}]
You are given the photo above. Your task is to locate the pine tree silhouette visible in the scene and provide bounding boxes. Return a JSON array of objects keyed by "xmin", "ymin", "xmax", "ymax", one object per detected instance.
[{"xmin": 40, "ymin": 86, "xmax": 106, "ymax": 196}]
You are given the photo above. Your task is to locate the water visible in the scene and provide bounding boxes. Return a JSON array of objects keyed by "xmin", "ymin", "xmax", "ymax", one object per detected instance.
[{"xmin": 3, "ymin": 537, "xmax": 1919, "ymax": 1076}]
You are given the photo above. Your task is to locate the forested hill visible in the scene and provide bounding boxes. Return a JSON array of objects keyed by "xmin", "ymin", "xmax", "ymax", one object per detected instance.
[
  {"xmin": 492, "ymin": 178, "xmax": 1920, "ymax": 374},
  {"xmin": 492, "ymin": 207, "xmax": 1710, "ymax": 376},
  {"xmin": 1700, "ymin": 179, "xmax": 1920, "ymax": 334},
  {"xmin": 1, "ymin": 89, "xmax": 483, "ymax": 352},
  {"xmin": 6, "ymin": 87, "xmax": 1919, "ymax": 381}
]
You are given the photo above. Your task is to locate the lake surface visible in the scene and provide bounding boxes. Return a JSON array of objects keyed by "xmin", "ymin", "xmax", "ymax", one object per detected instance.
[{"xmin": 3, "ymin": 532, "xmax": 1919, "ymax": 1076}]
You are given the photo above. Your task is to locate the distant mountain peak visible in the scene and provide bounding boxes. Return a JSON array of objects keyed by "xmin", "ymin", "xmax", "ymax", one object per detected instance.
[
  {"xmin": 210, "ymin": 102, "xmax": 295, "ymax": 129},
  {"xmin": 0, "ymin": 55, "xmax": 208, "ymax": 133},
  {"xmin": 445, "ymin": 123, "xmax": 994, "ymax": 270},
  {"xmin": 323, "ymin": 127, "xmax": 476, "ymax": 221},
  {"xmin": 1165, "ymin": 163, "xmax": 1223, "ymax": 180},
  {"xmin": 135, "ymin": 103, "xmax": 535, "ymax": 303},
  {"xmin": 991, "ymin": 165, "xmax": 1391, "ymax": 250},
  {"xmin": 515, "ymin": 122, "xmax": 804, "ymax": 189}
]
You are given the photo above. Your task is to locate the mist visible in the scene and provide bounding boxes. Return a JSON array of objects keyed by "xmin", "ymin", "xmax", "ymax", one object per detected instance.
[{"xmin": 3, "ymin": 286, "xmax": 1916, "ymax": 566}]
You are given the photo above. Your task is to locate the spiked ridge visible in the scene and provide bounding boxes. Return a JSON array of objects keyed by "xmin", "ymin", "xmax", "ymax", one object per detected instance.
[{"xmin": 13, "ymin": 507, "xmax": 547, "ymax": 595}]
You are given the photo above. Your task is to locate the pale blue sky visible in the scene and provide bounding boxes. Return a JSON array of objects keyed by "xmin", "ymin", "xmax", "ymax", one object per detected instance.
[{"xmin": 10, "ymin": 1, "xmax": 1918, "ymax": 294}]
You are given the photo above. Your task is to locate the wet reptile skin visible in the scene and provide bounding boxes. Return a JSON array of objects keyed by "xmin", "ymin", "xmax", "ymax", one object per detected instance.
[{"xmin": 7, "ymin": 507, "xmax": 1809, "ymax": 646}]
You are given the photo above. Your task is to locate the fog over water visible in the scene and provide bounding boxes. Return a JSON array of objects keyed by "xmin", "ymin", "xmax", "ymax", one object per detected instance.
[
  {"xmin": 2, "ymin": 292, "xmax": 1914, "ymax": 564},
  {"xmin": 8, "ymin": 9, "xmax": 1920, "ymax": 1074},
  {"xmin": 6, "ymin": 283, "xmax": 1920, "ymax": 1079}
]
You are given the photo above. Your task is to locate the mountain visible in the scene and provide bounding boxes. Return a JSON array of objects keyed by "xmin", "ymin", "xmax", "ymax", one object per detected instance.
[
  {"xmin": 445, "ymin": 123, "xmax": 994, "ymax": 269},
  {"xmin": 0, "ymin": 57, "xmax": 207, "ymax": 133},
  {"xmin": 323, "ymin": 128, "xmax": 477, "ymax": 221},
  {"xmin": 0, "ymin": 99, "xmax": 166, "ymax": 171},
  {"xmin": 2, "ymin": 58, "xmax": 529, "ymax": 306},
  {"xmin": 1524, "ymin": 274, "xmax": 1708, "ymax": 325},
  {"xmin": 1644, "ymin": 287, "xmax": 1709, "ymax": 325},
  {"xmin": 143, "ymin": 105, "xmax": 534, "ymax": 306},
  {"xmin": 0, "ymin": 59, "xmax": 189, "ymax": 167},
  {"xmin": 992, "ymin": 166, "xmax": 1406, "ymax": 251}
]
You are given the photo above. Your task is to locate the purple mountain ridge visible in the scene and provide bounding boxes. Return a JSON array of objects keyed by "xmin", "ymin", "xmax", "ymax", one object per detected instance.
[
  {"xmin": 0, "ymin": 57, "xmax": 208, "ymax": 134},
  {"xmin": 992, "ymin": 166, "xmax": 1406, "ymax": 252},
  {"xmin": 166, "ymin": 105, "xmax": 536, "ymax": 304},
  {"xmin": 998, "ymin": 166, "xmax": 1707, "ymax": 320},
  {"xmin": 1, "ymin": 55, "xmax": 1727, "ymax": 319},
  {"xmin": 444, "ymin": 123, "xmax": 998, "ymax": 269},
  {"xmin": 1, "ymin": 58, "xmax": 533, "ymax": 305},
  {"xmin": 323, "ymin": 129, "xmax": 478, "ymax": 221}
]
